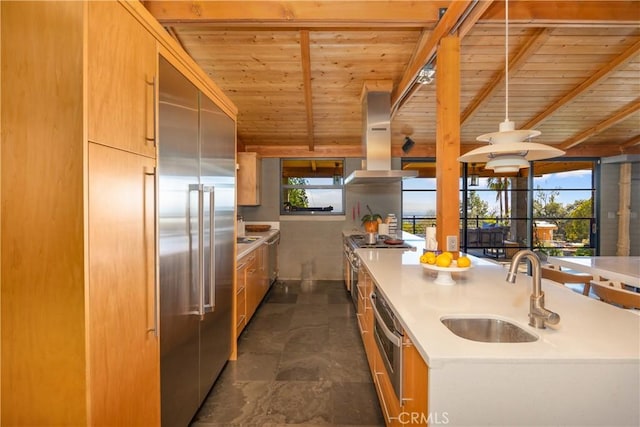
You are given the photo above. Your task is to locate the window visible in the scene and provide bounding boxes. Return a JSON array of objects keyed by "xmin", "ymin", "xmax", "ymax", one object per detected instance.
[
  {"xmin": 280, "ymin": 158, "xmax": 345, "ymax": 215},
  {"xmin": 532, "ymin": 160, "xmax": 596, "ymax": 256},
  {"xmin": 401, "ymin": 159, "xmax": 598, "ymax": 258},
  {"xmin": 401, "ymin": 160, "xmax": 437, "ymax": 236}
]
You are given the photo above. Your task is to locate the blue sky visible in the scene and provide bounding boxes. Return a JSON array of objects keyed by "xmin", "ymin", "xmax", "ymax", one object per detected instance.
[{"xmin": 402, "ymin": 168, "xmax": 593, "ymax": 216}]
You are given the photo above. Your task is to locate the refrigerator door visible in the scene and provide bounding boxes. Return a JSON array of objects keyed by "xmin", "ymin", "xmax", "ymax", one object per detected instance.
[
  {"xmin": 158, "ymin": 56, "xmax": 201, "ymax": 427},
  {"xmin": 198, "ymin": 93, "xmax": 235, "ymax": 400}
]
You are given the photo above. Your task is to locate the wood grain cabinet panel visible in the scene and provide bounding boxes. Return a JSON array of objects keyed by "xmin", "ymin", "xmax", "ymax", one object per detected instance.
[
  {"xmin": 2, "ymin": 1, "xmax": 161, "ymax": 424},
  {"xmin": 237, "ymin": 152, "xmax": 262, "ymax": 206},
  {"xmin": 87, "ymin": 1, "xmax": 156, "ymax": 157},
  {"xmin": 88, "ymin": 143, "xmax": 160, "ymax": 425},
  {"xmin": 235, "ymin": 254, "xmax": 252, "ymax": 338},
  {"xmin": 355, "ymin": 266, "xmax": 429, "ymax": 427}
]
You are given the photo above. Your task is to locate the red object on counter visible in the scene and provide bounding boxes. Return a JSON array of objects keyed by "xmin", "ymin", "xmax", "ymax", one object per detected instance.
[{"xmin": 352, "ymin": 206, "xmax": 355, "ymax": 221}]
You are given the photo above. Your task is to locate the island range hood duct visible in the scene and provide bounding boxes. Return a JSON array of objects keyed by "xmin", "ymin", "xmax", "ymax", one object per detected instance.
[{"xmin": 344, "ymin": 85, "xmax": 418, "ymax": 185}]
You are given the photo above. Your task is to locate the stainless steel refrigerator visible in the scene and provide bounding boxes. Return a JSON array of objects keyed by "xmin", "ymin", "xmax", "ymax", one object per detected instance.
[{"xmin": 158, "ymin": 56, "xmax": 235, "ymax": 427}]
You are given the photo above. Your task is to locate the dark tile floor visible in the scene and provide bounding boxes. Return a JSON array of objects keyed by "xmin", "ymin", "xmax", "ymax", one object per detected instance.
[{"xmin": 190, "ymin": 280, "xmax": 385, "ymax": 427}]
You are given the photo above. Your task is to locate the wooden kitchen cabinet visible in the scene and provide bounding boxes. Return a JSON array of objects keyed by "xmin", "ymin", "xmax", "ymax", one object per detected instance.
[
  {"xmin": 235, "ymin": 240, "xmax": 274, "ymax": 343},
  {"xmin": 87, "ymin": 1, "xmax": 157, "ymax": 157},
  {"xmin": 244, "ymin": 252, "xmax": 260, "ymax": 321},
  {"xmin": 356, "ymin": 265, "xmax": 428, "ymax": 426},
  {"xmin": 1, "ymin": 1, "xmax": 236, "ymax": 425},
  {"xmin": 357, "ymin": 265, "xmax": 376, "ymax": 373},
  {"xmin": 235, "ymin": 252, "xmax": 255, "ymax": 338},
  {"xmin": 372, "ymin": 347, "xmax": 404, "ymax": 426},
  {"xmin": 1, "ymin": 2, "xmax": 160, "ymax": 423},
  {"xmin": 87, "ymin": 143, "xmax": 160, "ymax": 425},
  {"xmin": 237, "ymin": 152, "xmax": 262, "ymax": 206},
  {"xmin": 401, "ymin": 335, "xmax": 429, "ymax": 423}
]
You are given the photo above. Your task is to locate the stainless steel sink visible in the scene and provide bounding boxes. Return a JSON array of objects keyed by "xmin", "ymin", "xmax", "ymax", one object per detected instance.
[
  {"xmin": 237, "ymin": 236, "xmax": 260, "ymax": 244},
  {"xmin": 441, "ymin": 317, "xmax": 538, "ymax": 343}
]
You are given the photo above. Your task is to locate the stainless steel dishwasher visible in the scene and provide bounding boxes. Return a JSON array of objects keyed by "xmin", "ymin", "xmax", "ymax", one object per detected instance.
[{"xmin": 266, "ymin": 232, "xmax": 280, "ymax": 285}]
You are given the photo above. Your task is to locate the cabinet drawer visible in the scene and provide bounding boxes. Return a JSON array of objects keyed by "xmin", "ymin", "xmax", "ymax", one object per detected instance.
[
  {"xmin": 236, "ymin": 287, "xmax": 246, "ymax": 321},
  {"xmin": 373, "ymin": 348, "xmax": 402, "ymax": 426}
]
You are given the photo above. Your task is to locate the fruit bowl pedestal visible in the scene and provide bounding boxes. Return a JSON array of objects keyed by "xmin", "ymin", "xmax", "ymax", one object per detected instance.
[{"xmin": 421, "ymin": 262, "xmax": 472, "ymax": 285}]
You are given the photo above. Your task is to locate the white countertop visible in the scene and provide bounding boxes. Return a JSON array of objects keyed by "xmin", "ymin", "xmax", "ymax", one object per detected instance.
[
  {"xmin": 356, "ymin": 249, "xmax": 640, "ymax": 368},
  {"xmin": 549, "ymin": 255, "xmax": 640, "ymax": 287},
  {"xmin": 236, "ymin": 229, "xmax": 280, "ymax": 259}
]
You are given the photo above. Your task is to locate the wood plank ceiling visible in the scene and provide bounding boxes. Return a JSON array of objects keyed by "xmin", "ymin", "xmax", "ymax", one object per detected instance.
[{"xmin": 143, "ymin": 1, "xmax": 640, "ymax": 159}]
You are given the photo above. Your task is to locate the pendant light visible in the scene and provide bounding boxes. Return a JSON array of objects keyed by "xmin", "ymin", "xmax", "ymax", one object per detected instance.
[{"xmin": 458, "ymin": 0, "xmax": 564, "ymax": 172}]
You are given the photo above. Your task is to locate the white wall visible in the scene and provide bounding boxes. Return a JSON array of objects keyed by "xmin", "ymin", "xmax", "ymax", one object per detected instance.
[{"xmin": 239, "ymin": 157, "xmax": 402, "ymax": 280}]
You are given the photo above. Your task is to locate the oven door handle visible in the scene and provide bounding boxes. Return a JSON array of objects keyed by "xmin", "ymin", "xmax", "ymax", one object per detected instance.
[{"xmin": 370, "ymin": 292, "xmax": 402, "ymax": 346}]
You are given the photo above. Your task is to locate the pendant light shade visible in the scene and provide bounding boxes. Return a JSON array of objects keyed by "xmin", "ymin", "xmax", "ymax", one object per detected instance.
[{"xmin": 458, "ymin": 0, "xmax": 564, "ymax": 169}]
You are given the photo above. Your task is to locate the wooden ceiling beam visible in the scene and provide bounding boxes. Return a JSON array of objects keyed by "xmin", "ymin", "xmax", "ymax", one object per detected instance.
[
  {"xmin": 522, "ymin": 39, "xmax": 640, "ymax": 130},
  {"xmin": 391, "ymin": 1, "xmax": 492, "ymax": 115},
  {"xmin": 144, "ymin": 1, "xmax": 637, "ymax": 27},
  {"xmin": 621, "ymin": 134, "xmax": 640, "ymax": 148},
  {"xmin": 560, "ymin": 100, "xmax": 640, "ymax": 150},
  {"xmin": 461, "ymin": 27, "xmax": 552, "ymax": 125},
  {"xmin": 300, "ymin": 30, "xmax": 315, "ymax": 151},
  {"xmin": 479, "ymin": 1, "xmax": 640, "ymax": 27},
  {"xmin": 245, "ymin": 142, "xmax": 634, "ymax": 158},
  {"xmin": 143, "ymin": 1, "xmax": 448, "ymax": 27}
]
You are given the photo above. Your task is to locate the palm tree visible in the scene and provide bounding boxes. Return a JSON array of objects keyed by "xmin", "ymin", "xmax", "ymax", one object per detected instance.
[{"xmin": 487, "ymin": 177, "xmax": 510, "ymax": 221}]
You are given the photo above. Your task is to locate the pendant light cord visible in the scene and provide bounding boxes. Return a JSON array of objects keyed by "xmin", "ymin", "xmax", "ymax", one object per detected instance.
[{"xmin": 505, "ymin": 0, "xmax": 509, "ymax": 122}]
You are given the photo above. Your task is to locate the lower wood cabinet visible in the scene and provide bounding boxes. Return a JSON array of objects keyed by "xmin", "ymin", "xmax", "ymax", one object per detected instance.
[
  {"xmin": 236, "ymin": 251, "xmax": 256, "ymax": 337},
  {"xmin": 357, "ymin": 265, "xmax": 429, "ymax": 427},
  {"xmin": 235, "ymin": 242, "xmax": 272, "ymax": 340}
]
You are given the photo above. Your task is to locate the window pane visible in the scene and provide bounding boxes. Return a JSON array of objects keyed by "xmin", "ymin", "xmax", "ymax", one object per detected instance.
[
  {"xmin": 401, "ymin": 162, "xmax": 436, "ymax": 237},
  {"xmin": 282, "ymin": 188, "xmax": 342, "ymax": 212},
  {"xmin": 281, "ymin": 158, "xmax": 344, "ymax": 214}
]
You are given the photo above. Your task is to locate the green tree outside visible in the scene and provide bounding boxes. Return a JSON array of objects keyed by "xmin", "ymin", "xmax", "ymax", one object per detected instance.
[
  {"xmin": 564, "ymin": 199, "xmax": 592, "ymax": 242},
  {"xmin": 285, "ymin": 177, "xmax": 309, "ymax": 207}
]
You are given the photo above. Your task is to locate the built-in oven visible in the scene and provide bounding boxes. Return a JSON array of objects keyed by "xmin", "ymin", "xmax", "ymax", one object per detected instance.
[
  {"xmin": 370, "ymin": 288, "xmax": 403, "ymax": 401},
  {"xmin": 265, "ymin": 233, "xmax": 280, "ymax": 285}
]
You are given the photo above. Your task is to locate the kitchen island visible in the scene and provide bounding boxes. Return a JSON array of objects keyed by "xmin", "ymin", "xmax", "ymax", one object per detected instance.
[{"xmin": 356, "ymin": 248, "xmax": 640, "ymax": 426}]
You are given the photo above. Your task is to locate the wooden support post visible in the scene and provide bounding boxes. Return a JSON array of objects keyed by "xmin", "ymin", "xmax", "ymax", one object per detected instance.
[{"xmin": 435, "ymin": 36, "xmax": 461, "ymax": 256}]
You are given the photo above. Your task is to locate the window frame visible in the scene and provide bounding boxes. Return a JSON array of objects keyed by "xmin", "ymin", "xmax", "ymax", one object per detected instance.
[{"xmin": 280, "ymin": 157, "xmax": 346, "ymax": 216}]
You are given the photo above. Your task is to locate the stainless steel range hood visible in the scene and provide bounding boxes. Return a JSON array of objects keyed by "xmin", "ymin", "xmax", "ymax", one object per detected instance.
[{"xmin": 344, "ymin": 82, "xmax": 418, "ymax": 185}]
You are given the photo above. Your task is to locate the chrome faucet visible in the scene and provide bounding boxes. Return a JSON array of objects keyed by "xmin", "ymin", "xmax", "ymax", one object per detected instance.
[{"xmin": 506, "ymin": 250, "xmax": 560, "ymax": 329}]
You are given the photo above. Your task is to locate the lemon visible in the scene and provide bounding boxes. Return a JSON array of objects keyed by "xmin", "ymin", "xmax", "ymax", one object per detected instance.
[
  {"xmin": 435, "ymin": 253, "xmax": 452, "ymax": 267},
  {"xmin": 457, "ymin": 256, "xmax": 471, "ymax": 268},
  {"xmin": 441, "ymin": 251, "xmax": 454, "ymax": 260},
  {"xmin": 420, "ymin": 252, "xmax": 437, "ymax": 264}
]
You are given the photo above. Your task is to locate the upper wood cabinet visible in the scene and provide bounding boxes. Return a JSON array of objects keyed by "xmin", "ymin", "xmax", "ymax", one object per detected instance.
[
  {"xmin": 237, "ymin": 152, "xmax": 262, "ymax": 206},
  {"xmin": 87, "ymin": 1, "xmax": 157, "ymax": 157}
]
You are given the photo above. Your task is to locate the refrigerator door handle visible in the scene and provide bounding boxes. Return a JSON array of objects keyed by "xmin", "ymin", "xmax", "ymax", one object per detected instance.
[
  {"xmin": 198, "ymin": 184, "xmax": 206, "ymax": 318},
  {"xmin": 204, "ymin": 185, "xmax": 216, "ymax": 313},
  {"xmin": 188, "ymin": 183, "xmax": 204, "ymax": 316}
]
